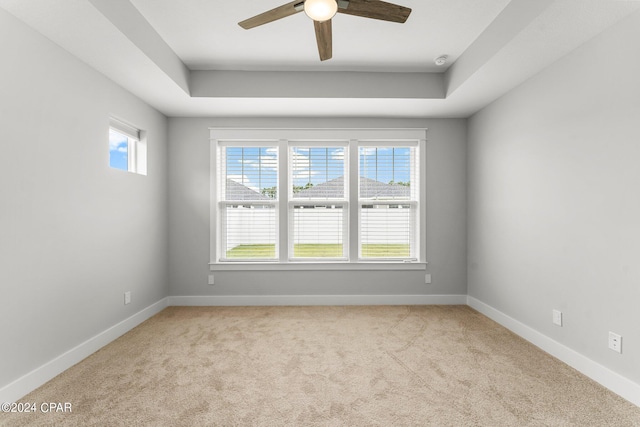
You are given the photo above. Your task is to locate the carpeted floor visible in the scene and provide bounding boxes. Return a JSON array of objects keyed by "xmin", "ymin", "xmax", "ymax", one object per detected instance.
[{"xmin": 2, "ymin": 305, "xmax": 639, "ymax": 426}]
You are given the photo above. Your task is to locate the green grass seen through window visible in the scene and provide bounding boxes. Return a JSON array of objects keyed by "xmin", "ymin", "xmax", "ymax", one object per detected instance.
[
  {"xmin": 225, "ymin": 244, "xmax": 410, "ymax": 259},
  {"xmin": 360, "ymin": 244, "xmax": 410, "ymax": 258},
  {"xmin": 294, "ymin": 244, "xmax": 343, "ymax": 258}
]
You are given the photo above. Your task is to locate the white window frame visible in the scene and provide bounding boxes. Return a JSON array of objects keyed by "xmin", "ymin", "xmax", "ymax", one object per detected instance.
[
  {"xmin": 217, "ymin": 141, "xmax": 280, "ymax": 262},
  {"xmin": 357, "ymin": 142, "xmax": 420, "ymax": 262},
  {"xmin": 288, "ymin": 141, "xmax": 350, "ymax": 262},
  {"xmin": 210, "ymin": 129, "xmax": 427, "ymax": 271},
  {"xmin": 109, "ymin": 117, "xmax": 147, "ymax": 175}
]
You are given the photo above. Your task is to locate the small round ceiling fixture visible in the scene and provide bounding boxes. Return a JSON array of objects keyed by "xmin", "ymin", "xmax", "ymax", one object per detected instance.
[
  {"xmin": 304, "ymin": 0, "xmax": 338, "ymax": 22},
  {"xmin": 434, "ymin": 55, "xmax": 448, "ymax": 66}
]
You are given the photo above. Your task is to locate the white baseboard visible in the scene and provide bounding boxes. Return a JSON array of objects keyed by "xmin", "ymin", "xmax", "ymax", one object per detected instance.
[
  {"xmin": 467, "ymin": 296, "xmax": 640, "ymax": 407},
  {"xmin": 5, "ymin": 295, "xmax": 638, "ymax": 409},
  {"xmin": 0, "ymin": 298, "xmax": 169, "ymax": 404},
  {"xmin": 0, "ymin": 294, "xmax": 464, "ymax": 402},
  {"xmin": 168, "ymin": 294, "xmax": 468, "ymax": 306}
]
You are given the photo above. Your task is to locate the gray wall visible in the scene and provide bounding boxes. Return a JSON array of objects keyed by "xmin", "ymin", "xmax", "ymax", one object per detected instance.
[
  {"xmin": 0, "ymin": 9, "xmax": 169, "ymax": 388},
  {"xmin": 168, "ymin": 117, "xmax": 467, "ymax": 297},
  {"xmin": 467, "ymin": 11, "xmax": 640, "ymax": 384}
]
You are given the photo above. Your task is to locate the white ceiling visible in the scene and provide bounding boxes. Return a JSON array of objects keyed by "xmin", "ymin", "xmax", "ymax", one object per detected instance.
[
  {"xmin": 129, "ymin": 0, "xmax": 510, "ymax": 72},
  {"xmin": 1, "ymin": 0, "xmax": 639, "ymax": 118}
]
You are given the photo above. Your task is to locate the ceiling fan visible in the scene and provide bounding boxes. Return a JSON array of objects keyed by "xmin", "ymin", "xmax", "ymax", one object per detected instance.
[{"xmin": 238, "ymin": 0, "xmax": 412, "ymax": 61}]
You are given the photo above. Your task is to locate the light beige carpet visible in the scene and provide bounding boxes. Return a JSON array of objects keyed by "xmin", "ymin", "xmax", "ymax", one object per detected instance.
[{"xmin": 2, "ymin": 305, "xmax": 639, "ymax": 426}]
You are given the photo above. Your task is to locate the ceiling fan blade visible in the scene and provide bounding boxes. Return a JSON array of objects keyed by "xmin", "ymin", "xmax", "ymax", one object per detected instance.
[
  {"xmin": 239, "ymin": 1, "xmax": 304, "ymax": 29},
  {"xmin": 314, "ymin": 19, "xmax": 333, "ymax": 61},
  {"xmin": 338, "ymin": 0, "xmax": 411, "ymax": 23}
]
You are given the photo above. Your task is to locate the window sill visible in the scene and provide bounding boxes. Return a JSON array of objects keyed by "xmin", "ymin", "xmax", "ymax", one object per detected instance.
[{"xmin": 209, "ymin": 262, "xmax": 427, "ymax": 271}]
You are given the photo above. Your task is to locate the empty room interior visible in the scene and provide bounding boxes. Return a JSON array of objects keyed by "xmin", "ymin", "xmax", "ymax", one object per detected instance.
[{"xmin": 1, "ymin": 0, "xmax": 639, "ymax": 425}]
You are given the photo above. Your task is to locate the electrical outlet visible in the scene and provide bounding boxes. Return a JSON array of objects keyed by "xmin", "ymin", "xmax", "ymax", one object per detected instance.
[
  {"xmin": 208, "ymin": 274, "xmax": 215, "ymax": 285},
  {"xmin": 424, "ymin": 274, "xmax": 431, "ymax": 284},
  {"xmin": 124, "ymin": 291, "xmax": 131, "ymax": 305},
  {"xmin": 552, "ymin": 309, "xmax": 562, "ymax": 326},
  {"xmin": 608, "ymin": 332, "xmax": 622, "ymax": 354}
]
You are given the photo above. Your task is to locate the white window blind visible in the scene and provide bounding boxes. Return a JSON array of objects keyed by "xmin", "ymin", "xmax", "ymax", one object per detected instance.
[
  {"xmin": 219, "ymin": 145, "xmax": 278, "ymax": 260},
  {"xmin": 289, "ymin": 146, "xmax": 347, "ymax": 259},
  {"xmin": 109, "ymin": 118, "xmax": 140, "ymax": 141},
  {"xmin": 359, "ymin": 146, "xmax": 418, "ymax": 260},
  {"xmin": 291, "ymin": 204, "xmax": 346, "ymax": 258}
]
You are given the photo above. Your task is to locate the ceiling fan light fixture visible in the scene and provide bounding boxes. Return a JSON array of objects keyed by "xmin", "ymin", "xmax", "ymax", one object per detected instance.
[{"xmin": 304, "ymin": 0, "xmax": 338, "ymax": 22}]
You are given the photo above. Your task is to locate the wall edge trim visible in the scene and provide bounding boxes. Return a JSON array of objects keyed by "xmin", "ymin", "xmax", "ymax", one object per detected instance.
[
  {"xmin": 0, "ymin": 298, "xmax": 169, "ymax": 403},
  {"xmin": 4, "ymin": 295, "xmax": 637, "ymax": 408},
  {"xmin": 167, "ymin": 294, "xmax": 468, "ymax": 306},
  {"xmin": 467, "ymin": 296, "xmax": 640, "ymax": 407}
]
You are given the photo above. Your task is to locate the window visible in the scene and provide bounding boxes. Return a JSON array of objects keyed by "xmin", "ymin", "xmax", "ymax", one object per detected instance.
[
  {"xmin": 218, "ymin": 145, "xmax": 278, "ymax": 261},
  {"xmin": 109, "ymin": 118, "xmax": 147, "ymax": 175},
  {"xmin": 290, "ymin": 145, "xmax": 347, "ymax": 259},
  {"xmin": 359, "ymin": 146, "xmax": 418, "ymax": 260},
  {"xmin": 211, "ymin": 129, "xmax": 426, "ymax": 269}
]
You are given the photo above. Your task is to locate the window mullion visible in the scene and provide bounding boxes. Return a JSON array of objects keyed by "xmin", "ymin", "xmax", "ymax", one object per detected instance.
[
  {"xmin": 211, "ymin": 144, "xmax": 221, "ymax": 263},
  {"xmin": 419, "ymin": 138, "xmax": 427, "ymax": 263},
  {"xmin": 349, "ymin": 140, "xmax": 359, "ymax": 262},
  {"xmin": 278, "ymin": 140, "xmax": 289, "ymax": 263}
]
